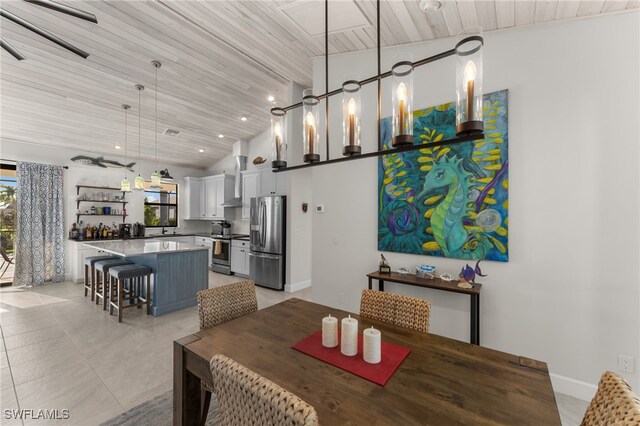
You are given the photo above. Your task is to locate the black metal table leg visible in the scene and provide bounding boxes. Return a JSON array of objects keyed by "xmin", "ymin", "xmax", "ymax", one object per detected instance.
[
  {"xmin": 368, "ymin": 277, "xmax": 372, "ymax": 290},
  {"xmin": 470, "ymin": 294, "xmax": 480, "ymax": 345},
  {"xmin": 379, "ymin": 280, "xmax": 384, "ymax": 292}
]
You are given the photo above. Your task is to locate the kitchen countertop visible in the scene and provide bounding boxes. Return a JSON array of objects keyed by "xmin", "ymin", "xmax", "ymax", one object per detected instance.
[
  {"xmin": 71, "ymin": 233, "xmax": 249, "ymax": 243},
  {"xmin": 69, "ymin": 233, "xmax": 211, "ymax": 242},
  {"xmin": 82, "ymin": 240, "xmax": 208, "ymax": 257}
]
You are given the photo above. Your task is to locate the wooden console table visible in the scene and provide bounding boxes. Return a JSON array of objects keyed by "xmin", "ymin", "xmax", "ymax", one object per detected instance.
[{"xmin": 367, "ymin": 271, "xmax": 482, "ymax": 345}]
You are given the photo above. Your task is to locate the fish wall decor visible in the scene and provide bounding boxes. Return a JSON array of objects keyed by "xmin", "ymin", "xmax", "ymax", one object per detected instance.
[{"xmin": 71, "ymin": 156, "xmax": 136, "ymax": 172}]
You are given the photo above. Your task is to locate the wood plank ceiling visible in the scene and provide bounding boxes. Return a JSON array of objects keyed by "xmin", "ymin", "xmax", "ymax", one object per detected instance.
[{"xmin": 1, "ymin": 0, "xmax": 637, "ymax": 169}]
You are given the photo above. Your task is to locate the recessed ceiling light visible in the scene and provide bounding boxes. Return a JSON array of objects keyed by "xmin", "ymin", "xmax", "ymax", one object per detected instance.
[
  {"xmin": 241, "ymin": 116, "xmax": 247, "ymax": 121},
  {"xmin": 113, "ymin": 145, "xmax": 122, "ymax": 150},
  {"xmin": 218, "ymin": 134, "xmax": 224, "ymax": 138},
  {"xmin": 198, "ymin": 148, "xmax": 205, "ymax": 153},
  {"xmin": 267, "ymin": 95, "xmax": 275, "ymax": 102}
]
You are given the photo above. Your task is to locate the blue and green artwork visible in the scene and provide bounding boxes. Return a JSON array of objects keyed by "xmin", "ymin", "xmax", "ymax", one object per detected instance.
[{"xmin": 378, "ymin": 89, "xmax": 509, "ymax": 262}]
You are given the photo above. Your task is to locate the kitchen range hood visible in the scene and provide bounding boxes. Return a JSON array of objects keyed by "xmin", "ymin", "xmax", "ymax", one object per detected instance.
[{"xmin": 222, "ymin": 140, "xmax": 248, "ymax": 207}]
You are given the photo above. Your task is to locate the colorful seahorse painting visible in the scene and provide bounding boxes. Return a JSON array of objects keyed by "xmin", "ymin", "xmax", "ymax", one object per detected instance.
[{"xmin": 378, "ymin": 89, "xmax": 509, "ymax": 262}]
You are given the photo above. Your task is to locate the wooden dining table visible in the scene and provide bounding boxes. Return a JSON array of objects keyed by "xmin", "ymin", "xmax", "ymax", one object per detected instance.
[{"xmin": 173, "ymin": 298, "xmax": 561, "ymax": 425}]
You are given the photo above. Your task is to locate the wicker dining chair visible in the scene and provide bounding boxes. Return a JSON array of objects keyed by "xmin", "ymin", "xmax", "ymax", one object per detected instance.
[
  {"xmin": 210, "ymin": 354, "xmax": 319, "ymax": 426},
  {"xmin": 581, "ymin": 371, "xmax": 640, "ymax": 425},
  {"xmin": 359, "ymin": 289, "xmax": 431, "ymax": 333},
  {"xmin": 197, "ymin": 280, "xmax": 258, "ymax": 426}
]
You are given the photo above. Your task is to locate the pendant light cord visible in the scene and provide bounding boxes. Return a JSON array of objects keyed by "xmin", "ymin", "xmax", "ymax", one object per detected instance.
[
  {"xmin": 155, "ymin": 64, "xmax": 158, "ymax": 173},
  {"xmin": 138, "ymin": 88, "xmax": 142, "ymax": 176},
  {"xmin": 124, "ymin": 106, "xmax": 127, "ymax": 177}
]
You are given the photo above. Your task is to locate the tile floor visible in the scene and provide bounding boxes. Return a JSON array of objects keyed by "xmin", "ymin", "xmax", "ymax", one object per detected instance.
[{"xmin": 1, "ymin": 274, "xmax": 587, "ymax": 425}]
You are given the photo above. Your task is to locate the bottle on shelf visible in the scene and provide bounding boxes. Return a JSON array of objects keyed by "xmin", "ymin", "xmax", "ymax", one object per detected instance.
[
  {"xmin": 78, "ymin": 221, "xmax": 84, "ymax": 241},
  {"xmin": 91, "ymin": 206, "xmax": 96, "ymax": 215}
]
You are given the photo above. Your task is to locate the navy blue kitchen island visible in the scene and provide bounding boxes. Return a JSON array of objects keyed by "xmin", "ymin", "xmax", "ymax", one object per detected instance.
[{"xmin": 83, "ymin": 240, "xmax": 209, "ymax": 316}]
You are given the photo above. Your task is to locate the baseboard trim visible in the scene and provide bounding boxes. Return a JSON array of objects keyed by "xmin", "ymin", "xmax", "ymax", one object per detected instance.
[
  {"xmin": 550, "ymin": 373, "xmax": 597, "ymax": 401},
  {"xmin": 285, "ymin": 280, "xmax": 311, "ymax": 293}
]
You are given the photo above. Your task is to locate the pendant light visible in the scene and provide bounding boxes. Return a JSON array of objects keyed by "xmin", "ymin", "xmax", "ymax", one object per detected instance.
[
  {"xmin": 120, "ymin": 104, "xmax": 132, "ymax": 192},
  {"xmin": 149, "ymin": 60, "xmax": 162, "ymax": 189},
  {"xmin": 134, "ymin": 84, "xmax": 145, "ymax": 190},
  {"xmin": 455, "ymin": 28, "xmax": 484, "ymax": 136}
]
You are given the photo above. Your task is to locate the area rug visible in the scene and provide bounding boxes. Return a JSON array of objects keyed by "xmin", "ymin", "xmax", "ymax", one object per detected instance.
[{"xmin": 101, "ymin": 390, "xmax": 219, "ymax": 426}]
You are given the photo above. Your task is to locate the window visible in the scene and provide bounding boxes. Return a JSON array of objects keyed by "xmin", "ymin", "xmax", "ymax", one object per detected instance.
[
  {"xmin": 144, "ymin": 181, "xmax": 178, "ymax": 227},
  {"xmin": 0, "ymin": 163, "xmax": 16, "ymax": 285}
]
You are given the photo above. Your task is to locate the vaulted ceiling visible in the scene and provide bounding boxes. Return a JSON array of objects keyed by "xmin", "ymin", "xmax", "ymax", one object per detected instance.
[{"xmin": 1, "ymin": 0, "xmax": 637, "ymax": 169}]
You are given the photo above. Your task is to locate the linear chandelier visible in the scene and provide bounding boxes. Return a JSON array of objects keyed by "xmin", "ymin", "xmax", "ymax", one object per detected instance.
[{"xmin": 270, "ymin": 0, "xmax": 485, "ymax": 173}]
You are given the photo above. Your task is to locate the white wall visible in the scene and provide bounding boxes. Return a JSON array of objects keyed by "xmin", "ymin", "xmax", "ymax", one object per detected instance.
[
  {"xmin": 1, "ymin": 140, "xmax": 212, "ymax": 279},
  {"xmin": 309, "ymin": 12, "xmax": 640, "ymax": 399}
]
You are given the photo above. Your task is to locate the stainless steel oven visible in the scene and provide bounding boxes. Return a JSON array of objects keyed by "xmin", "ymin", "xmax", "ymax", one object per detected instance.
[{"xmin": 211, "ymin": 237, "xmax": 231, "ymax": 275}]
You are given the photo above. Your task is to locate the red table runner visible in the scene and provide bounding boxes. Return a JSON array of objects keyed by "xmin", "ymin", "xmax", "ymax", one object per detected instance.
[{"xmin": 292, "ymin": 330, "xmax": 411, "ymax": 386}]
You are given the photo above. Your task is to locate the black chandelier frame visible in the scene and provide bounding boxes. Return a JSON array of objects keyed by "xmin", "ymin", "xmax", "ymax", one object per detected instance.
[{"xmin": 272, "ymin": 0, "xmax": 485, "ymax": 173}]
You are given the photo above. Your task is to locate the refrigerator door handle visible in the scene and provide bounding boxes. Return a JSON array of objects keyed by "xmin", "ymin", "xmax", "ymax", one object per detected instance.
[
  {"xmin": 260, "ymin": 200, "xmax": 267, "ymax": 248},
  {"xmin": 248, "ymin": 252, "xmax": 280, "ymax": 260}
]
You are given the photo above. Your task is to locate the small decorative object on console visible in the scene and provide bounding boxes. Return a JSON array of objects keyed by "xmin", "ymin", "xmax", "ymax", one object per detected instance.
[
  {"xmin": 252, "ymin": 156, "xmax": 267, "ymax": 165},
  {"xmin": 440, "ymin": 273, "xmax": 455, "ymax": 282},
  {"xmin": 379, "ymin": 254, "xmax": 391, "ymax": 274},
  {"xmin": 416, "ymin": 265, "xmax": 436, "ymax": 279},
  {"xmin": 397, "ymin": 267, "xmax": 409, "ymax": 276},
  {"xmin": 458, "ymin": 260, "xmax": 487, "ymax": 288}
]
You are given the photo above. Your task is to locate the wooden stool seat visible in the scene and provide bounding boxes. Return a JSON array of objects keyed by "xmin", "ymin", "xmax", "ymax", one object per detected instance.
[
  {"xmin": 108, "ymin": 264, "xmax": 152, "ymax": 322},
  {"xmin": 94, "ymin": 259, "xmax": 132, "ymax": 310},
  {"xmin": 83, "ymin": 256, "xmax": 114, "ymax": 301}
]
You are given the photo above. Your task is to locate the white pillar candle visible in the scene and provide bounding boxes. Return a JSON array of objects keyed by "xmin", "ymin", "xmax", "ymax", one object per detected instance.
[
  {"xmin": 322, "ymin": 314, "xmax": 338, "ymax": 348},
  {"xmin": 363, "ymin": 326, "xmax": 382, "ymax": 364},
  {"xmin": 341, "ymin": 315, "xmax": 358, "ymax": 356}
]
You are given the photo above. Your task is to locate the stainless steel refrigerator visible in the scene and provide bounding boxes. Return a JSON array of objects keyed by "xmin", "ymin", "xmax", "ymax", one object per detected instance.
[{"xmin": 250, "ymin": 195, "xmax": 286, "ymax": 290}]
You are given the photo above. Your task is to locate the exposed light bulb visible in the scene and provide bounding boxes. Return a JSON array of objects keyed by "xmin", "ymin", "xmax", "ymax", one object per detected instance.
[
  {"xmin": 267, "ymin": 95, "xmax": 275, "ymax": 102},
  {"xmin": 347, "ymin": 98, "xmax": 356, "ymax": 115},
  {"xmin": 274, "ymin": 122, "xmax": 282, "ymax": 137},
  {"xmin": 397, "ymin": 82, "xmax": 407, "ymax": 101},
  {"xmin": 464, "ymin": 60, "xmax": 477, "ymax": 83},
  {"xmin": 306, "ymin": 111, "xmax": 315, "ymax": 127}
]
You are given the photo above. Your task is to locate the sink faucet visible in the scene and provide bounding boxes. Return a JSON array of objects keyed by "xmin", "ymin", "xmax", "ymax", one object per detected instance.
[{"xmin": 161, "ymin": 226, "xmax": 168, "ymax": 235}]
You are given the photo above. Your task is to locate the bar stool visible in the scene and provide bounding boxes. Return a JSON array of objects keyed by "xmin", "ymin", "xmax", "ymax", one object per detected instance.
[
  {"xmin": 83, "ymin": 256, "xmax": 113, "ymax": 301},
  {"xmin": 94, "ymin": 258, "xmax": 132, "ymax": 310},
  {"xmin": 108, "ymin": 264, "xmax": 152, "ymax": 322}
]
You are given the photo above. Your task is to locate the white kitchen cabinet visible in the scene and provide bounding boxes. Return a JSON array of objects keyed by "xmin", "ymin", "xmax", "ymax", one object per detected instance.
[
  {"xmin": 194, "ymin": 236, "xmax": 213, "ymax": 268},
  {"xmin": 205, "ymin": 175, "xmax": 234, "ymax": 220},
  {"xmin": 185, "ymin": 174, "xmax": 233, "ymax": 220},
  {"xmin": 258, "ymin": 168, "xmax": 286, "ymax": 196},
  {"xmin": 241, "ymin": 172, "xmax": 258, "ymax": 220},
  {"xmin": 231, "ymin": 239, "xmax": 250, "ymax": 276},
  {"xmin": 241, "ymin": 169, "xmax": 286, "ymax": 220},
  {"xmin": 184, "ymin": 177, "xmax": 205, "ymax": 220}
]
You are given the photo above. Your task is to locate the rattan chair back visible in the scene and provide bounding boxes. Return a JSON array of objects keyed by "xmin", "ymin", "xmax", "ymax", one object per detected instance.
[
  {"xmin": 197, "ymin": 280, "xmax": 257, "ymax": 330},
  {"xmin": 581, "ymin": 371, "xmax": 640, "ymax": 425},
  {"xmin": 210, "ymin": 354, "xmax": 319, "ymax": 426},
  {"xmin": 360, "ymin": 289, "xmax": 430, "ymax": 333}
]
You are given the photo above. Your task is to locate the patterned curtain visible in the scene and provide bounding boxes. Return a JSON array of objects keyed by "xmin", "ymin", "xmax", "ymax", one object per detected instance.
[{"xmin": 15, "ymin": 161, "xmax": 65, "ymax": 286}]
